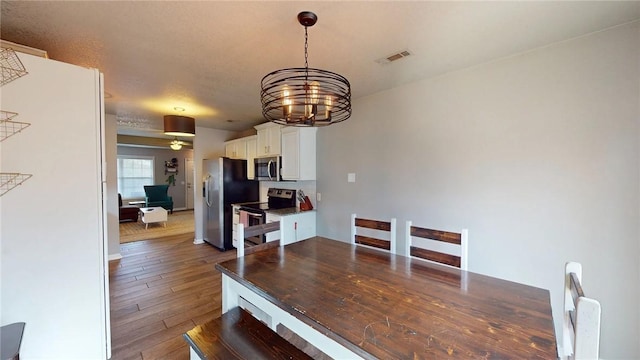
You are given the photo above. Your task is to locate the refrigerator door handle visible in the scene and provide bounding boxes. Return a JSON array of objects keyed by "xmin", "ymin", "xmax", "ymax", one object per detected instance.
[{"xmin": 204, "ymin": 175, "xmax": 213, "ymax": 207}]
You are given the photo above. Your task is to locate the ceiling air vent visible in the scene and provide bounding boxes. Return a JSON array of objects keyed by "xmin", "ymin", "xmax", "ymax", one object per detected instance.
[{"xmin": 376, "ymin": 50, "xmax": 412, "ymax": 65}]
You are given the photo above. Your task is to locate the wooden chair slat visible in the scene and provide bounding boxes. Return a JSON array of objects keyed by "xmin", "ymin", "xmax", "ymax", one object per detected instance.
[
  {"xmin": 569, "ymin": 309, "xmax": 577, "ymax": 332},
  {"xmin": 355, "ymin": 218, "xmax": 391, "ymax": 231},
  {"xmin": 244, "ymin": 221, "xmax": 280, "ymax": 238},
  {"xmin": 355, "ymin": 235, "xmax": 391, "ymax": 251},
  {"xmin": 410, "ymin": 226, "xmax": 461, "ymax": 245},
  {"xmin": 410, "ymin": 246, "xmax": 461, "ymax": 268},
  {"xmin": 569, "ymin": 272, "xmax": 584, "ymax": 299}
]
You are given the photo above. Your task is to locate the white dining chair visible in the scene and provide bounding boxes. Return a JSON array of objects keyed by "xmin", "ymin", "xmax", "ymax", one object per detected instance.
[
  {"xmin": 563, "ymin": 261, "xmax": 601, "ymax": 360},
  {"xmin": 404, "ymin": 221, "xmax": 468, "ymax": 270},
  {"xmin": 350, "ymin": 213, "xmax": 397, "ymax": 253},
  {"xmin": 236, "ymin": 221, "xmax": 281, "ymax": 258}
]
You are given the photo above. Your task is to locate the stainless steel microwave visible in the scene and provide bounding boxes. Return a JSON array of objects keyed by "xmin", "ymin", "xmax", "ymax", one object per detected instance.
[{"xmin": 254, "ymin": 156, "xmax": 282, "ymax": 181}]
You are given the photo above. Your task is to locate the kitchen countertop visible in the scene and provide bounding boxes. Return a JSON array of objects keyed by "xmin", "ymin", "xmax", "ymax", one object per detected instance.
[
  {"xmin": 264, "ymin": 207, "xmax": 315, "ymax": 216},
  {"xmin": 231, "ymin": 203, "xmax": 315, "ymax": 217},
  {"xmin": 231, "ymin": 201, "xmax": 263, "ymax": 207}
]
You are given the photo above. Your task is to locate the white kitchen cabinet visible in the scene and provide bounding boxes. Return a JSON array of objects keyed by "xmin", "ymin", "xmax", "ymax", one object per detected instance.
[
  {"xmin": 255, "ymin": 122, "xmax": 282, "ymax": 157},
  {"xmin": 280, "ymin": 127, "xmax": 317, "ymax": 181},
  {"xmin": 245, "ymin": 135, "xmax": 257, "ymax": 179},
  {"xmin": 225, "ymin": 138, "xmax": 247, "ymax": 159},
  {"xmin": 266, "ymin": 210, "xmax": 316, "ymax": 245},
  {"xmin": 231, "ymin": 205, "xmax": 241, "ymax": 249},
  {"xmin": 265, "ymin": 212, "xmax": 281, "ymax": 243}
]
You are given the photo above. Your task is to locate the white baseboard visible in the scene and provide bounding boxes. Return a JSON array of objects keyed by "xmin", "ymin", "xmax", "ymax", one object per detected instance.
[
  {"xmin": 193, "ymin": 238, "xmax": 204, "ymax": 245},
  {"xmin": 108, "ymin": 253, "xmax": 123, "ymax": 261}
]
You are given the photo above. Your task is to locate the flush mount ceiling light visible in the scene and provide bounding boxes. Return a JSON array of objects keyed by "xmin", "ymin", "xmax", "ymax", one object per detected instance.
[
  {"xmin": 170, "ymin": 137, "xmax": 183, "ymax": 151},
  {"xmin": 261, "ymin": 11, "xmax": 351, "ymax": 127},
  {"xmin": 164, "ymin": 115, "xmax": 195, "ymax": 137}
]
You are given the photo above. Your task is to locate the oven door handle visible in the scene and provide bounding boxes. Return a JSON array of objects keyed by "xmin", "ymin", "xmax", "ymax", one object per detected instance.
[{"xmin": 239, "ymin": 208, "xmax": 265, "ymax": 217}]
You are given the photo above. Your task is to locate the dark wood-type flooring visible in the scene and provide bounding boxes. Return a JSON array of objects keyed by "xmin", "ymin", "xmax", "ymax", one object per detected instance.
[{"xmin": 109, "ymin": 233, "xmax": 235, "ymax": 360}]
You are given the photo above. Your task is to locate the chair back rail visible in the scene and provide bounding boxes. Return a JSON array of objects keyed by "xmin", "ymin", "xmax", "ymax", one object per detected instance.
[
  {"xmin": 350, "ymin": 213, "xmax": 397, "ymax": 253},
  {"xmin": 404, "ymin": 221, "xmax": 468, "ymax": 270},
  {"xmin": 409, "ymin": 246, "xmax": 461, "ymax": 268},
  {"xmin": 562, "ymin": 261, "xmax": 601, "ymax": 360},
  {"xmin": 236, "ymin": 221, "xmax": 281, "ymax": 258}
]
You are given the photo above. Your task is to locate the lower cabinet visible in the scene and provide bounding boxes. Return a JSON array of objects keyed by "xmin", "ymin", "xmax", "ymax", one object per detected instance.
[{"xmin": 266, "ymin": 211, "xmax": 316, "ymax": 245}]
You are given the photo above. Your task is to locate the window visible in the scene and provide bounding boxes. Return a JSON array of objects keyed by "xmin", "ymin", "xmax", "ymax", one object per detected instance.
[{"xmin": 117, "ymin": 156, "xmax": 155, "ymax": 199}]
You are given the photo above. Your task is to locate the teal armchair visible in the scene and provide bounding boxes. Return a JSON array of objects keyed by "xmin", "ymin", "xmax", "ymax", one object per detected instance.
[{"xmin": 144, "ymin": 185, "xmax": 174, "ymax": 213}]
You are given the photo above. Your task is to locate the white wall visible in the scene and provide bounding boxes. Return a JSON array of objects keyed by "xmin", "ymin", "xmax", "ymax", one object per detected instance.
[
  {"xmin": 1, "ymin": 54, "xmax": 109, "ymax": 358},
  {"xmin": 259, "ymin": 180, "xmax": 316, "ymax": 206},
  {"xmin": 317, "ymin": 22, "xmax": 639, "ymax": 359},
  {"xmin": 193, "ymin": 126, "xmax": 235, "ymax": 242},
  {"xmin": 105, "ymin": 113, "xmax": 121, "ymax": 260}
]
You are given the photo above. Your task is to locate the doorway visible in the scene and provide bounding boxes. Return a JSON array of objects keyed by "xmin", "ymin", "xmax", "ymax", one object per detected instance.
[{"xmin": 185, "ymin": 158, "xmax": 194, "ymax": 209}]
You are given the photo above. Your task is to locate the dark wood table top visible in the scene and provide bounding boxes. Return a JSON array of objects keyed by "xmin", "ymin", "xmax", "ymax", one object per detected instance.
[{"xmin": 216, "ymin": 237, "xmax": 558, "ymax": 359}]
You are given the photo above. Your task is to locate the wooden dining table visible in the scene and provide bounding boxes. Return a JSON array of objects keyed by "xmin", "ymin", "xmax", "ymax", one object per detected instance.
[{"xmin": 216, "ymin": 237, "xmax": 558, "ymax": 359}]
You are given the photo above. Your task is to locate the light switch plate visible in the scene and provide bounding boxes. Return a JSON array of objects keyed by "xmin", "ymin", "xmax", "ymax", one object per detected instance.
[{"xmin": 348, "ymin": 173, "xmax": 356, "ymax": 183}]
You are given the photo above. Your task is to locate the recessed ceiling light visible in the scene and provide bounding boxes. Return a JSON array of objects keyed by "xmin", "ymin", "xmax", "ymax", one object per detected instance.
[{"xmin": 174, "ymin": 106, "xmax": 186, "ymax": 112}]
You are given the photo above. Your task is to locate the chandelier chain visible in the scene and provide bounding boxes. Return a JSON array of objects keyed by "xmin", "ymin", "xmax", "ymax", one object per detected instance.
[{"xmin": 304, "ymin": 26, "xmax": 309, "ymax": 79}]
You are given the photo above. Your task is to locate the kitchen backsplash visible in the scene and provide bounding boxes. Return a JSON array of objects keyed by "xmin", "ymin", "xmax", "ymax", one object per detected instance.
[{"xmin": 259, "ymin": 180, "xmax": 316, "ymax": 208}]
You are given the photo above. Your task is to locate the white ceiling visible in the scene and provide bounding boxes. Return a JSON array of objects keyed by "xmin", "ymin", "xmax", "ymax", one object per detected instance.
[{"xmin": 2, "ymin": 1, "xmax": 639, "ymax": 139}]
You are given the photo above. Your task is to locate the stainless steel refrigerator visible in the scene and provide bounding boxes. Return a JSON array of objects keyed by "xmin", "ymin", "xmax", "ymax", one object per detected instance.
[{"xmin": 203, "ymin": 157, "xmax": 259, "ymax": 250}]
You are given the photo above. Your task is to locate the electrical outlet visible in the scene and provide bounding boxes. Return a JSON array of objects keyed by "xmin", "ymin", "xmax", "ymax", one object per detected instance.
[
  {"xmin": 348, "ymin": 173, "xmax": 356, "ymax": 183},
  {"xmin": 317, "ymin": 192, "xmax": 322, "ymax": 202}
]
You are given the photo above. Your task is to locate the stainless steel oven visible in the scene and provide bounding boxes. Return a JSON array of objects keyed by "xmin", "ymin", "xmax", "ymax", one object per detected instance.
[
  {"xmin": 237, "ymin": 188, "xmax": 296, "ymax": 245},
  {"xmin": 254, "ymin": 156, "xmax": 282, "ymax": 181},
  {"xmin": 238, "ymin": 208, "xmax": 265, "ymax": 245}
]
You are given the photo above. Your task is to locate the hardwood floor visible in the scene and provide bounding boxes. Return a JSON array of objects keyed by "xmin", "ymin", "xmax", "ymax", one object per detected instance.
[{"xmin": 109, "ymin": 233, "xmax": 236, "ymax": 360}]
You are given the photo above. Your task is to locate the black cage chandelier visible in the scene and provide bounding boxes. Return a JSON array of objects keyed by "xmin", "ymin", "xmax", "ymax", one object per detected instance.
[{"xmin": 261, "ymin": 11, "xmax": 351, "ymax": 127}]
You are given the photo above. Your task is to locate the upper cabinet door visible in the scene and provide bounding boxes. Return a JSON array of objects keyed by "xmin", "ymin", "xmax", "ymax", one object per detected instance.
[
  {"xmin": 255, "ymin": 122, "xmax": 282, "ymax": 157},
  {"xmin": 280, "ymin": 129, "xmax": 299, "ymax": 180},
  {"xmin": 280, "ymin": 127, "xmax": 317, "ymax": 181},
  {"xmin": 245, "ymin": 136, "xmax": 257, "ymax": 180},
  {"xmin": 224, "ymin": 138, "xmax": 247, "ymax": 159}
]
